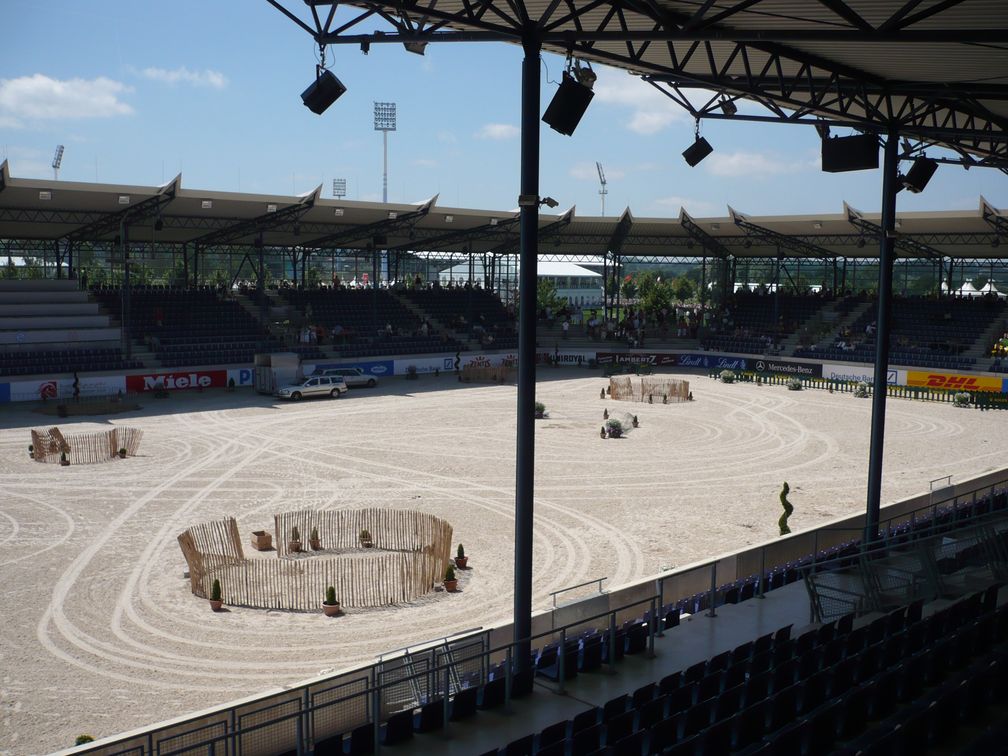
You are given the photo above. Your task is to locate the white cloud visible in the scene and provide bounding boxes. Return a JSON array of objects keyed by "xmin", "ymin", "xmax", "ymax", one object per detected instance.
[
  {"xmin": 569, "ymin": 162, "xmax": 626, "ymax": 181},
  {"xmin": 0, "ymin": 74, "xmax": 133, "ymax": 125},
  {"xmin": 651, "ymin": 195, "xmax": 719, "ymax": 216},
  {"xmin": 592, "ymin": 68, "xmax": 690, "ymax": 135},
  {"xmin": 703, "ymin": 151, "xmax": 809, "ymax": 178},
  {"xmin": 140, "ymin": 66, "xmax": 228, "ymax": 89},
  {"xmin": 475, "ymin": 123, "xmax": 519, "ymax": 140}
]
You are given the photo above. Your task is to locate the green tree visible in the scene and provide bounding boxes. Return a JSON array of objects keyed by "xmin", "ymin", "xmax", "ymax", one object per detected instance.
[
  {"xmin": 620, "ymin": 274, "xmax": 637, "ymax": 300},
  {"xmin": 536, "ymin": 278, "xmax": 564, "ymax": 313},
  {"xmin": 672, "ymin": 276, "xmax": 696, "ymax": 302}
]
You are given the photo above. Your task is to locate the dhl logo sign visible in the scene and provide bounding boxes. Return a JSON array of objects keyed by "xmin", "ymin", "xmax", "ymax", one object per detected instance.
[{"xmin": 906, "ymin": 371, "xmax": 1003, "ymax": 392}]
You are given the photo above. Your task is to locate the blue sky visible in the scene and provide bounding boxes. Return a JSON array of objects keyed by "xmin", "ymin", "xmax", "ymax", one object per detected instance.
[{"xmin": 2, "ymin": 0, "xmax": 1006, "ymax": 218}]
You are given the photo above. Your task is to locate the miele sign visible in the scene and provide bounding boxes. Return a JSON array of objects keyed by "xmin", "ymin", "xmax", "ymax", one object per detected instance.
[{"xmin": 126, "ymin": 371, "xmax": 227, "ymax": 392}]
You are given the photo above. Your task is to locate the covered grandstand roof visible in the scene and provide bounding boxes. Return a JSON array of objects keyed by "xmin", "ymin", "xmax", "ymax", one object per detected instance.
[
  {"xmin": 275, "ymin": 0, "xmax": 1008, "ymax": 166},
  {"xmin": 1, "ymin": 162, "xmax": 1006, "ymax": 260}
]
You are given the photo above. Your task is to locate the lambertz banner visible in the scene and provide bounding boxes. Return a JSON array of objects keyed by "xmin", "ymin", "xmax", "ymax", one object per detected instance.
[{"xmin": 596, "ymin": 352, "xmax": 679, "ymax": 366}]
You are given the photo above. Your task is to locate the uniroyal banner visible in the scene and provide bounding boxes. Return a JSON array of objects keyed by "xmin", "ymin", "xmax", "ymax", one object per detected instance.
[
  {"xmin": 126, "ymin": 370, "xmax": 228, "ymax": 392},
  {"xmin": 8, "ymin": 375, "xmax": 127, "ymax": 403},
  {"xmin": 535, "ymin": 349, "xmax": 597, "ymax": 366},
  {"xmin": 596, "ymin": 352, "xmax": 680, "ymax": 367},
  {"xmin": 905, "ymin": 371, "xmax": 1005, "ymax": 393}
]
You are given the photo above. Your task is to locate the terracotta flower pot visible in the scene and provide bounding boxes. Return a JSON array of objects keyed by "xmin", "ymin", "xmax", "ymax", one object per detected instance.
[
  {"xmin": 455, "ymin": 556, "xmax": 468, "ymax": 569},
  {"xmin": 444, "ymin": 579, "xmax": 459, "ymax": 593},
  {"xmin": 210, "ymin": 599, "xmax": 223, "ymax": 612},
  {"xmin": 289, "ymin": 540, "xmax": 302, "ymax": 553},
  {"xmin": 322, "ymin": 602, "xmax": 341, "ymax": 617},
  {"xmin": 310, "ymin": 538, "xmax": 321, "ymax": 551}
]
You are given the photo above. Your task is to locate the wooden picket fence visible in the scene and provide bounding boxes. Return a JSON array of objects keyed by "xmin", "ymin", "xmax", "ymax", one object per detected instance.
[
  {"xmin": 609, "ymin": 376, "xmax": 690, "ymax": 403},
  {"xmin": 461, "ymin": 364, "xmax": 514, "ymax": 383},
  {"xmin": 30, "ymin": 425, "xmax": 143, "ymax": 464},
  {"xmin": 178, "ymin": 510, "xmax": 453, "ymax": 611}
]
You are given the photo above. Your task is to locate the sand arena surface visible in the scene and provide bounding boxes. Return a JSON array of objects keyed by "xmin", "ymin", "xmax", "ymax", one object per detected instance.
[{"xmin": 1, "ymin": 368, "xmax": 1006, "ymax": 753}]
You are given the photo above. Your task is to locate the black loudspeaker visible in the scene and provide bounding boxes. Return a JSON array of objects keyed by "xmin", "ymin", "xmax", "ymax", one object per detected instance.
[
  {"xmin": 902, "ymin": 157, "xmax": 938, "ymax": 193},
  {"xmin": 682, "ymin": 137, "xmax": 713, "ymax": 167},
  {"xmin": 542, "ymin": 72, "xmax": 594, "ymax": 136},
  {"xmin": 821, "ymin": 134, "xmax": 878, "ymax": 173},
  {"xmin": 301, "ymin": 70, "xmax": 347, "ymax": 115}
]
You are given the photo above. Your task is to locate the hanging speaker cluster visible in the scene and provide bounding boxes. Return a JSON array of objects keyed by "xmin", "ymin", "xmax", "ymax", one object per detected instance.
[
  {"xmin": 821, "ymin": 133, "xmax": 879, "ymax": 173},
  {"xmin": 542, "ymin": 70, "xmax": 595, "ymax": 136},
  {"xmin": 301, "ymin": 70, "xmax": 347, "ymax": 115},
  {"xmin": 901, "ymin": 156, "xmax": 938, "ymax": 193}
]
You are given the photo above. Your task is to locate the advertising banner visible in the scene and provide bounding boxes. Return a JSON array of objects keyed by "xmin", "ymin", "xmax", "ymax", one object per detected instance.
[
  {"xmin": 822, "ymin": 363, "xmax": 900, "ymax": 385},
  {"xmin": 905, "ymin": 371, "xmax": 1004, "ymax": 393},
  {"xmin": 0, "ymin": 383, "xmax": 10, "ymax": 403},
  {"xmin": 676, "ymin": 353, "xmax": 749, "ymax": 371},
  {"xmin": 125, "ymin": 370, "xmax": 228, "ymax": 393},
  {"xmin": 226, "ymin": 367, "xmax": 255, "ymax": 387},
  {"xmin": 750, "ymin": 358, "xmax": 823, "ymax": 378},
  {"xmin": 8, "ymin": 375, "xmax": 127, "ymax": 403},
  {"xmin": 596, "ymin": 352, "xmax": 680, "ymax": 367},
  {"xmin": 304, "ymin": 359, "xmax": 394, "ymax": 378},
  {"xmin": 393, "ymin": 354, "xmax": 458, "ymax": 375},
  {"xmin": 535, "ymin": 349, "xmax": 597, "ymax": 366}
]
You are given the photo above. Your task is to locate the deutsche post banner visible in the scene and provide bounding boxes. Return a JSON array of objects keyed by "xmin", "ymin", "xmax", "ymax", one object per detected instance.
[{"xmin": 905, "ymin": 371, "xmax": 1004, "ymax": 393}]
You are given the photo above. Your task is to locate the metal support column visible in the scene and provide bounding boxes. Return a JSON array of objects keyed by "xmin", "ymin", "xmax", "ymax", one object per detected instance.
[
  {"xmin": 513, "ymin": 31, "xmax": 541, "ymax": 676},
  {"xmin": 865, "ymin": 128, "xmax": 900, "ymax": 545},
  {"xmin": 121, "ymin": 222, "xmax": 131, "ymax": 360}
]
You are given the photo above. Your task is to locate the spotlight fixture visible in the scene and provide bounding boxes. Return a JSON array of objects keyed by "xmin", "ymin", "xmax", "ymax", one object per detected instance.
[
  {"xmin": 682, "ymin": 122, "xmax": 713, "ymax": 167},
  {"xmin": 901, "ymin": 156, "xmax": 938, "ymax": 193},
  {"xmin": 404, "ymin": 41, "xmax": 427, "ymax": 56},
  {"xmin": 718, "ymin": 97, "xmax": 737, "ymax": 116},
  {"xmin": 540, "ymin": 196, "xmax": 559, "ymax": 209},
  {"xmin": 301, "ymin": 68, "xmax": 347, "ymax": 115},
  {"xmin": 542, "ymin": 59, "xmax": 596, "ymax": 136}
]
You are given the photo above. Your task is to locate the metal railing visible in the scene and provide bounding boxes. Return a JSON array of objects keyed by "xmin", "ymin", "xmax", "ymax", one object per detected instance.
[{"xmin": 549, "ymin": 576, "xmax": 607, "ymax": 608}]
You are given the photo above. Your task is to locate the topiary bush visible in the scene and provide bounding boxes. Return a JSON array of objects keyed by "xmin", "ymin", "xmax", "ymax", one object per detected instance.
[
  {"xmin": 787, "ymin": 377, "xmax": 803, "ymax": 391},
  {"xmin": 534, "ymin": 401, "xmax": 546, "ymax": 418},
  {"xmin": 324, "ymin": 585, "xmax": 338, "ymax": 606},
  {"xmin": 605, "ymin": 418, "xmax": 624, "ymax": 438},
  {"xmin": 778, "ymin": 482, "xmax": 794, "ymax": 535},
  {"xmin": 211, "ymin": 578, "xmax": 222, "ymax": 602},
  {"xmin": 720, "ymin": 369, "xmax": 736, "ymax": 383},
  {"xmin": 854, "ymin": 381, "xmax": 870, "ymax": 398},
  {"xmin": 954, "ymin": 391, "xmax": 971, "ymax": 408}
]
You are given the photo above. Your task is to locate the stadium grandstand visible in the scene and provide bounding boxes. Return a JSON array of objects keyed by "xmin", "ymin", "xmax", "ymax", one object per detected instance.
[{"xmin": 3, "ymin": 0, "xmax": 1008, "ymax": 754}]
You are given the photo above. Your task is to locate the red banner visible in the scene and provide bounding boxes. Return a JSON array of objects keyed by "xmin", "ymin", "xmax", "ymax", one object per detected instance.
[{"xmin": 126, "ymin": 370, "xmax": 228, "ymax": 392}]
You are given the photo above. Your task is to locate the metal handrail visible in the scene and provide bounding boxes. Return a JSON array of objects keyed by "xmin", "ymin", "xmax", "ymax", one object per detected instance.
[{"xmin": 549, "ymin": 576, "xmax": 607, "ymax": 607}]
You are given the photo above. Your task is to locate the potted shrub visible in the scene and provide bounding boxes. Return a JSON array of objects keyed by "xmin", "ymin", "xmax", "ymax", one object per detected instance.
[
  {"xmin": 28, "ymin": 444, "xmax": 33, "ymax": 458},
  {"xmin": 954, "ymin": 391, "xmax": 971, "ymax": 408},
  {"xmin": 632, "ymin": 415, "xmax": 639, "ymax": 428},
  {"xmin": 118, "ymin": 447, "xmax": 127, "ymax": 459},
  {"xmin": 600, "ymin": 425, "xmax": 607, "ymax": 439},
  {"xmin": 322, "ymin": 585, "xmax": 340, "ymax": 617},
  {"xmin": 854, "ymin": 382, "xmax": 870, "ymax": 398},
  {"xmin": 359, "ymin": 528, "xmax": 373, "ymax": 548},
  {"xmin": 787, "ymin": 377, "xmax": 803, "ymax": 391},
  {"xmin": 75, "ymin": 735, "xmax": 95, "ymax": 746},
  {"xmin": 209, "ymin": 578, "xmax": 223, "ymax": 611},
  {"xmin": 606, "ymin": 418, "xmax": 624, "ymax": 438},
  {"xmin": 455, "ymin": 544, "xmax": 468, "ymax": 569},
  {"xmin": 720, "ymin": 369, "xmax": 736, "ymax": 384},
  {"xmin": 534, "ymin": 401, "xmax": 546, "ymax": 419},
  {"xmin": 309, "ymin": 526, "xmax": 321, "ymax": 551},
  {"xmin": 289, "ymin": 526, "xmax": 302, "ymax": 553},
  {"xmin": 59, "ymin": 450, "xmax": 70, "ymax": 466},
  {"xmin": 444, "ymin": 565, "xmax": 458, "ymax": 592}
]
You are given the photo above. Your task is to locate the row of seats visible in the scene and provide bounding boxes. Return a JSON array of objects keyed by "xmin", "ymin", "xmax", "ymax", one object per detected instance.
[{"xmin": 0, "ymin": 348, "xmax": 141, "ymax": 377}]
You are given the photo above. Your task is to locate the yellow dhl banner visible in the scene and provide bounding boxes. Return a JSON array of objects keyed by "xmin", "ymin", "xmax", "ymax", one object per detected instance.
[{"xmin": 905, "ymin": 371, "xmax": 1002, "ymax": 392}]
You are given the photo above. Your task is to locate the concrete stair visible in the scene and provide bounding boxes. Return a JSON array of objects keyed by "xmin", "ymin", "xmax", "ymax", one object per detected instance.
[
  {"xmin": 386, "ymin": 290, "xmax": 478, "ymax": 349},
  {"xmin": 961, "ymin": 299, "xmax": 1008, "ymax": 366}
]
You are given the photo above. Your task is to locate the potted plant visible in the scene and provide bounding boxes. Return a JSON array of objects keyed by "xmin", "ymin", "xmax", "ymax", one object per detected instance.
[
  {"xmin": 534, "ymin": 401, "xmax": 546, "ymax": 419},
  {"xmin": 118, "ymin": 447, "xmax": 127, "ymax": 459},
  {"xmin": 600, "ymin": 426, "xmax": 607, "ymax": 439},
  {"xmin": 289, "ymin": 526, "xmax": 302, "ymax": 553},
  {"xmin": 309, "ymin": 526, "xmax": 321, "ymax": 551},
  {"xmin": 854, "ymin": 381, "xmax": 870, "ymax": 398},
  {"xmin": 322, "ymin": 585, "xmax": 340, "ymax": 617},
  {"xmin": 603, "ymin": 407, "xmax": 609, "ymax": 419},
  {"xmin": 787, "ymin": 377, "xmax": 803, "ymax": 391},
  {"xmin": 606, "ymin": 418, "xmax": 624, "ymax": 438},
  {"xmin": 209, "ymin": 578, "xmax": 223, "ymax": 611},
  {"xmin": 632, "ymin": 415, "xmax": 639, "ymax": 428},
  {"xmin": 444, "ymin": 565, "xmax": 458, "ymax": 592},
  {"xmin": 455, "ymin": 544, "xmax": 468, "ymax": 569},
  {"xmin": 720, "ymin": 369, "xmax": 736, "ymax": 384},
  {"xmin": 28, "ymin": 444, "xmax": 33, "ymax": 458},
  {"xmin": 954, "ymin": 391, "xmax": 971, "ymax": 408},
  {"xmin": 359, "ymin": 528, "xmax": 373, "ymax": 548},
  {"xmin": 60, "ymin": 450, "xmax": 70, "ymax": 466},
  {"xmin": 75, "ymin": 735, "xmax": 95, "ymax": 746}
]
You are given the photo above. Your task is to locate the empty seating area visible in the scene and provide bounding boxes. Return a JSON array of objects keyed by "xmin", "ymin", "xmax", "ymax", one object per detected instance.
[
  {"xmin": 278, "ymin": 288, "xmax": 467, "ymax": 357},
  {"xmin": 401, "ymin": 287, "xmax": 518, "ymax": 350},
  {"xmin": 797, "ymin": 296, "xmax": 1005, "ymax": 370},
  {"xmin": 91, "ymin": 285, "xmax": 276, "ymax": 367},
  {"xmin": 0, "ymin": 347, "xmax": 141, "ymax": 377},
  {"xmin": 703, "ymin": 293, "xmax": 826, "ymax": 355}
]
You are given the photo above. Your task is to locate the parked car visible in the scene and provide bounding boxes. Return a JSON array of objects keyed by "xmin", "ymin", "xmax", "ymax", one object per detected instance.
[
  {"xmin": 276, "ymin": 375, "xmax": 348, "ymax": 400},
  {"xmin": 314, "ymin": 367, "xmax": 378, "ymax": 388}
]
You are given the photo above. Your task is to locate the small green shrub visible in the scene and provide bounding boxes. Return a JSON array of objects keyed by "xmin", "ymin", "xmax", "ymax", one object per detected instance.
[
  {"xmin": 854, "ymin": 381, "xmax": 870, "ymax": 398},
  {"xmin": 75, "ymin": 734, "xmax": 95, "ymax": 745},
  {"xmin": 310, "ymin": 526, "xmax": 319, "ymax": 541},
  {"xmin": 445, "ymin": 565, "xmax": 456, "ymax": 582},
  {"xmin": 457, "ymin": 544, "xmax": 465, "ymax": 559},
  {"xmin": 290, "ymin": 526, "xmax": 301, "ymax": 542},
  {"xmin": 359, "ymin": 528, "xmax": 373, "ymax": 546},
  {"xmin": 324, "ymin": 586, "xmax": 338, "ymax": 605},
  {"xmin": 210, "ymin": 578, "xmax": 222, "ymax": 602},
  {"xmin": 954, "ymin": 391, "xmax": 971, "ymax": 407},
  {"xmin": 605, "ymin": 418, "xmax": 624, "ymax": 438},
  {"xmin": 534, "ymin": 401, "xmax": 546, "ymax": 417},
  {"xmin": 720, "ymin": 369, "xmax": 736, "ymax": 383},
  {"xmin": 787, "ymin": 377, "xmax": 803, "ymax": 391}
]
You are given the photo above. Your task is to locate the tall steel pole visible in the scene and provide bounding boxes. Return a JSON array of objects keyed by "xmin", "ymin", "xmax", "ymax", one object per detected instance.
[
  {"xmin": 865, "ymin": 128, "xmax": 900, "ymax": 545},
  {"xmin": 374, "ymin": 103, "xmax": 396, "ymax": 284},
  {"xmin": 513, "ymin": 31, "xmax": 541, "ymax": 683}
]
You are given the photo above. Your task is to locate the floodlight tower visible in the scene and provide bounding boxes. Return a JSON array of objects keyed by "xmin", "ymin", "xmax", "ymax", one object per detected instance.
[
  {"xmin": 52, "ymin": 145, "xmax": 65, "ymax": 180},
  {"xmin": 596, "ymin": 161, "xmax": 607, "ymax": 216},
  {"xmin": 333, "ymin": 178, "xmax": 346, "ymax": 199},
  {"xmin": 374, "ymin": 102, "xmax": 396, "ymax": 282}
]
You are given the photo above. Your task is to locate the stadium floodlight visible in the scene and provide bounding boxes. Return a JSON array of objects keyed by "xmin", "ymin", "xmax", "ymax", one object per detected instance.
[
  {"xmin": 404, "ymin": 41, "xmax": 427, "ymax": 56},
  {"xmin": 52, "ymin": 144, "xmax": 64, "ymax": 180},
  {"xmin": 333, "ymin": 178, "xmax": 346, "ymax": 199}
]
